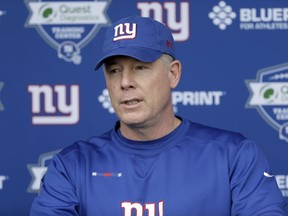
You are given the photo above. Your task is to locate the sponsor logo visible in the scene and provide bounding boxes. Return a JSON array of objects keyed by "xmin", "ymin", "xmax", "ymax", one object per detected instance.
[
  {"xmin": 275, "ymin": 175, "xmax": 288, "ymax": 197},
  {"xmin": 121, "ymin": 201, "xmax": 164, "ymax": 216},
  {"xmin": 209, "ymin": 1, "xmax": 288, "ymax": 31},
  {"xmin": 137, "ymin": 1, "xmax": 190, "ymax": 41},
  {"xmin": 246, "ymin": 63, "xmax": 288, "ymax": 142},
  {"xmin": 28, "ymin": 84, "xmax": 80, "ymax": 125},
  {"xmin": 98, "ymin": 88, "xmax": 114, "ymax": 113},
  {"xmin": 98, "ymin": 88, "xmax": 226, "ymax": 114},
  {"xmin": 27, "ymin": 150, "xmax": 60, "ymax": 193},
  {"xmin": 25, "ymin": 0, "xmax": 111, "ymax": 64},
  {"xmin": 0, "ymin": 8, "xmax": 6, "ymax": 18},
  {"xmin": 172, "ymin": 91, "xmax": 225, "ymax": 112},
  {"xmin": 0, "ymin": 175, "xmax": 9, "ymax": 190},
  {"xmin": 91, "ymin": 172, "xmax": 122, "ymax": 177},
  {"xmin": 208, "ymin": 1, "xmax": 237, "ymax": 30},
  {"xmin": 239, "ymin": 8, "xmax": 288, "ymax": 30},
  {"xmin": 0, "ymin": 82, "xmax": 4, "ymax": 111}
]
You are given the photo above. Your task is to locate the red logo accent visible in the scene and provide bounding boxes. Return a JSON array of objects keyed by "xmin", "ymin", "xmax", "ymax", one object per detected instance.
[{"xmin": 166, "ymin": 40, "xmax": 172, "ymax": 48}]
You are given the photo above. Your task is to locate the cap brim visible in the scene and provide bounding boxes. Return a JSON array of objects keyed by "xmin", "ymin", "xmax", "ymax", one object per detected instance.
[{"xmin": 95, "ymin": 47, "xmax": 163, "ymax": 70}]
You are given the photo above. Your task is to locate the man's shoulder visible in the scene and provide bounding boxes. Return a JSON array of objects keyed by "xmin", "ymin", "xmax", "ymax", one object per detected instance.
[
  {"xmin": 183, "ymin": 118, "xmax": 248, "ymax": 147},
  {"xmin": 58, "ymin": 129, "xmax": 113, "ymax": 157},
  {"xmin": 182, "ymin": 119, "xmax": 259, "ymax": 162}
]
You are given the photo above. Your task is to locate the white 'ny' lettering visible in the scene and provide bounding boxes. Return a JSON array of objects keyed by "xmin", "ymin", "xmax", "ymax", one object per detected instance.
[
  {"xmin": 28, "ymin": 84, "xmax": 80, "ymax": 125},
  {"xmin": 137, "ymin": 2, "xmax": 190, "ymax": 41},
  {"xmin": 121, "ymin": 201, "xmax": 164, "ymax": 216},
  {"xmin": 113, "ymin": 23, "xmax": 136, "ymax": 41}
]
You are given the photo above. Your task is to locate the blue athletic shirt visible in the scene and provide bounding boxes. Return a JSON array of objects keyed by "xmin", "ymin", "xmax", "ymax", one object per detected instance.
[{"xmin": 30, "ymin": 118, "xmax": 286, "ymax": 216}]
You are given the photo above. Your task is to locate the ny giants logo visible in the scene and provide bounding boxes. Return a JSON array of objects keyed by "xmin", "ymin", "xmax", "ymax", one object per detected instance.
[
  {"xmin": 28, "ymin": 85, "xmax": 80, "ymax": 125},
  {"xmin": 137, "ymin": 2, "xmax": 190, "ymax": 41},
  {"xmin": 114, "ymin": 23, "xmax": 136, "ymax": 41},
  {"xmin": 121, "ymin": 201, "xmax": 164, "ymax": 216}
]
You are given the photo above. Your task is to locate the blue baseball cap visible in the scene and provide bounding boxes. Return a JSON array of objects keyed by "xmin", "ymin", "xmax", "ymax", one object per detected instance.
[{"xmin": 95, "ymin": 16, "xmax": 175, "ymax": 70}]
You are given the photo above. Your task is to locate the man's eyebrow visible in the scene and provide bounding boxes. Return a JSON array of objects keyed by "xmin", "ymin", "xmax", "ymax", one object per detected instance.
[
  {"xmin": 104, "ymin": 57, "xmax": 145, "ymax": 67},
  {"xmin": 104, "ymin": 60, "xmax": 118, "ymax": 67}
]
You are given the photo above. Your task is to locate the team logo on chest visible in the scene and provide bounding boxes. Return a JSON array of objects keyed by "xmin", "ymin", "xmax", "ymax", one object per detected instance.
[{"xmin": 121, "ymin": 201, "xmax": 164, "ymax": 216}]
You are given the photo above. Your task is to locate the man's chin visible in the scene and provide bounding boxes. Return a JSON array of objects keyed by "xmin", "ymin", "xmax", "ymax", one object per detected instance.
[{"xmin": 120, "ymin": 115, "xmax": 147, "ymax": 127}]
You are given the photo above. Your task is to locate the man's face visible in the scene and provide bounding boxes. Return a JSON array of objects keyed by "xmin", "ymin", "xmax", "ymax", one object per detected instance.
[{"xmin": 103, "ymin": 56, "xmax": 175, "ymax": 128}]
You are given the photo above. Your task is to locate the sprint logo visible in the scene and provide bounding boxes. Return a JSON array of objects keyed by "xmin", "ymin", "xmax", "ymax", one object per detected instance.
[
  {"xmin": 172, "ymin": 91, "xmax": 225, "ymax": 107},
  {"xmin": 98, "ymin": 88, "xmax": 226, "ymax": 114}
]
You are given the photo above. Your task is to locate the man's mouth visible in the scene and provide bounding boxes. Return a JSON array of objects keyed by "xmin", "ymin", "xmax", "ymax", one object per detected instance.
[
  {"xmin": 121, "ymin": 99, "xmax": 141, "ymax": 106},
  {"xmin": 125, "ymin": 100, "xmax": 139, "ymax": 105}
]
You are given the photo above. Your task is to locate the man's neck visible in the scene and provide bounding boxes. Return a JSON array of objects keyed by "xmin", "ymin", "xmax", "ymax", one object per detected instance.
[{"xmin": 119, "ymin": 116, "xmax": 181, "ymax": 141}]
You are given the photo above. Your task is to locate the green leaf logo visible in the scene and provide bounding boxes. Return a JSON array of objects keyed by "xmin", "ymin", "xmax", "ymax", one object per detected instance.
[
  {"xmin": 263, "ymin": 88, "xmax": 274, "ymax": 99},
  {"xmin": 42, "ymin": 8, "xmax": 53, "ymax": 18}
]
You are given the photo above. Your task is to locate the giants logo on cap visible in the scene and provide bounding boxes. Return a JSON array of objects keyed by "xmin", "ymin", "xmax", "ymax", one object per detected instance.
[{"xmin": 113, "ymin": 23, "xmax": 136, "ymax": 41}]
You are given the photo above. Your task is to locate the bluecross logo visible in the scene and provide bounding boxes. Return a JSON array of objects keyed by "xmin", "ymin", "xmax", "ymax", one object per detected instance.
[{"xmin": 208, "ymin": 1, "xmax": 237, "ymax": 30}]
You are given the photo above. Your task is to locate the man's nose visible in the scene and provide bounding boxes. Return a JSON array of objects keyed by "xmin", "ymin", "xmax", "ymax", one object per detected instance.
[{"xmin": 120, "ymin": 70, "xmax": 135, "ymax": 90}]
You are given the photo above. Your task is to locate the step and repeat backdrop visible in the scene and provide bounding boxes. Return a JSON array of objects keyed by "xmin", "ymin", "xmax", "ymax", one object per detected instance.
[{"xmin": 1, "ymin": 0, "xmax": 288, "ymax": 215}]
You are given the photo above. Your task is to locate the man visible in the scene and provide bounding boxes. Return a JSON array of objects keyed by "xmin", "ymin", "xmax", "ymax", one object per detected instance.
[{"xmin": 30, "ymin": 16, "xmax": 287, "ymax": 215}]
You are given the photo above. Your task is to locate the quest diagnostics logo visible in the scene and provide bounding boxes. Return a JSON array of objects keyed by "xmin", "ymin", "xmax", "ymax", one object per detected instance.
[
  {"xmin": 209, "ymin": 1, "xmax": 288, "ymax": 30},
  {"xmin": 98, "ymin": 88, "xmax": 226, "ymax": 114},
  {"xmin": 25, "ymin": 0, "xmax": 111, "ymax": 64},
  {"xmin": 38, "ymin": 5, "xmax": 57, "ymax": 23},
  {"xmin": 246, "ymin": 63, "xmax": 288, "ymax": 142}
]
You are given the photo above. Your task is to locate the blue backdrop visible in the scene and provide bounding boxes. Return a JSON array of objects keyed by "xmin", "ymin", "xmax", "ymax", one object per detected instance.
[{"xmin": 0, "ymin": 0, "xmax": 288, "ymax": 215}]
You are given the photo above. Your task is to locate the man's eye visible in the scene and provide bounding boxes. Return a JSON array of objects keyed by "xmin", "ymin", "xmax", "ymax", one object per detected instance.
[
  {"xmin": 135, "ymin": 65, "xmax": 146, "ymax": 70},
  {"xmin": 109, "ymin": 68, "xmax": 120, "ymax": 74}
]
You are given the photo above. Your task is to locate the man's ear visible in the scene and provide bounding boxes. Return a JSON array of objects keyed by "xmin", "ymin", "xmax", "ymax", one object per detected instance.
[{"xmin": 168, "ymin": 60, "xmax": 182, "ymax": 89}]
